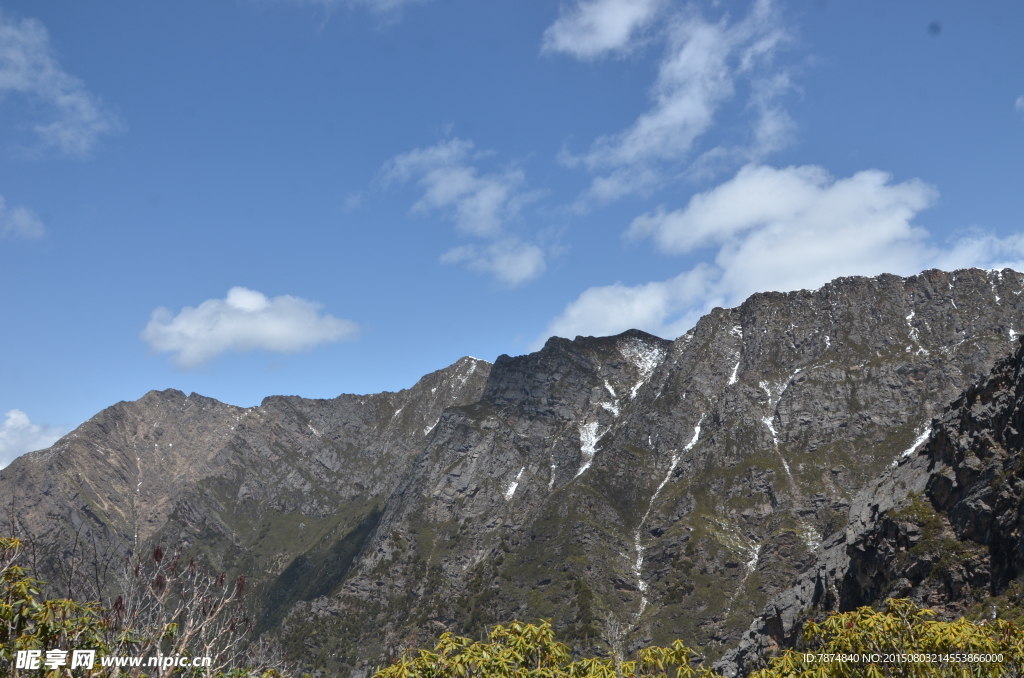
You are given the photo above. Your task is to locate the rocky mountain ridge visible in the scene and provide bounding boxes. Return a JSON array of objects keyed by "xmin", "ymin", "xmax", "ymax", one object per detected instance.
[
  {"xmin": 1, "ymin": 356, "xmax": 490, "ymax": 591},
  {"xmin": 718, "ymin": 329, "xmax": 1024, "ymax": 676},
  {"xmin": 4, "ymin": 268, "xmax": 1024, "ymax": 677}
]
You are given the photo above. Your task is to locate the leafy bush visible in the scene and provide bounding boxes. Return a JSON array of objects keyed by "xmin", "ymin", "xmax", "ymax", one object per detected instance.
[
  {"xmin": 371, "ymin": 619, "xmax": 716, "ymax": 678},
  {"xmin": 750, "ymin": 598, "xmax": 1024, "ymax": 677},
  {"xmin": 2, "ymin": 537, "xmax": 108, "ymax": 673},
  {"xmin": 371, "ymin": 603, "xmax": 1024, "ymax": 678}
]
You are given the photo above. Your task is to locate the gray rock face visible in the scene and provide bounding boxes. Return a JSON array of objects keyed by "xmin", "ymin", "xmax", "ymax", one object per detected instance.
[
  {"xmin": 713, "ymin": 451, "xmax": 937, "ymax": 676},
  {"xmin": 718, "ymin": 313, "xmax": 1024, "ymax": 677},
  {"xmin": 4, "ymin": 268, "xmax": 1024, "ymax": 677},
  {"xmin": 312, "ymin": 268, "xmax": 1024, "ymax": 675},
  {"xmin": 0, "ymin": 357, "xmax": 490, "ymax": 594}
]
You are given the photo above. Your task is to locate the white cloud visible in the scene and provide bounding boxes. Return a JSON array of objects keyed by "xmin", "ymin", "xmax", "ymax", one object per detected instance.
[
  {"xmin": 748, "ymin": 77, "xmax": 794, "ymax": 155},
  {"xmin": 687, "ymin": 69, "xmax": 795, "ymax": 178},
  {"xmin": 0, "ymin": 10, "xmax": 121, "ymax": 155},
  {"xmin": 542, "ymin": 0, "xmax": 667, "ymax": 60},
  {"xmin": 537, "ymin": 267, "xmax": 714, "ymax": 345},
  {"xmin": 441, "ymin": 238, "xmax": 547, "ymax": 288},
  {"xmin": 141, "ymin": 287, "xmax": 359, "ymax": 368},
  {"xmin": 0, "ymin": 195, "xmax": 45, "ymax": 239},
  {"xmin": 930, "ymin": 232, "xmax": 1024, "ymax": 274},
  {"xmin": 0, "ymin": 409, "xmax": 62, "ymax": 470},
  {"xmin": 382, "ymin": 138, "xmax": 546, "ymax": 286},
  {"xmin": 1016, "ymin": 95, "xmax": 1024, "ymax": 112},
  {"xmin": 562, "ymin": 0, "xmax": 791, "ymax": 203},
  {"xmin": 382, "ymin": 139, "xmax": 526, "ymax": 238},
  {"xmin": 626, "ymin": 164, "xmax": 936, "ymax": 257},
  {"xmin": 536, "ymin": 164, "xmax": 1024, "ymax": 346}
]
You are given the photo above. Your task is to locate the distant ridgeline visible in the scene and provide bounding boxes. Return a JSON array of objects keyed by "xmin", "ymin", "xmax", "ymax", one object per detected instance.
[{"xmin": 5, "ymin": 268, "xmax": 1024, "ymax": 677}]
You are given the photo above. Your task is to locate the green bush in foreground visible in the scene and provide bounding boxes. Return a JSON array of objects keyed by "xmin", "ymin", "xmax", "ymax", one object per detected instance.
[
  {"xmin": 750, "ymin": 598, "xmax": 1024, "ymax": 677},
  {"xmin": 375, "ymin": 602, "xmax": 1024, "ymax": 678},
  {"xmin": 371, "ymin": 620, "xmax": 717, "ymax": 678}
]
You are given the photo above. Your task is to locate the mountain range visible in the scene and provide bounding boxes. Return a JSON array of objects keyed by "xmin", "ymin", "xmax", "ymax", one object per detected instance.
[{"xmin": 4, "ymin": 267, "xmax": 1024, "ymax": 677}]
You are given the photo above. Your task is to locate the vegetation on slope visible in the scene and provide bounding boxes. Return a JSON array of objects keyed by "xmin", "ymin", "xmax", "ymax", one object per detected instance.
[
  {"xmin": 370, "ymin": 608, "xmax": 1024, "ymax": 678},
  {"xmin": 7, "ymin": 533, "xmax": 1024, "ymax": 678},
  {"xmin": 750, "ymin": 598, "xmax": 1024, "ymax": 677},
  {"xmin": 371, "ymin": 620, "xmax": 716, "ymax": 678}
]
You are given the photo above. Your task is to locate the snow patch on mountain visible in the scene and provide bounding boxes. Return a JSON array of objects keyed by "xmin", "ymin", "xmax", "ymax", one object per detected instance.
[{"xmin": 619, "ymin": 337, "xmax": 667, "ymax": 399}]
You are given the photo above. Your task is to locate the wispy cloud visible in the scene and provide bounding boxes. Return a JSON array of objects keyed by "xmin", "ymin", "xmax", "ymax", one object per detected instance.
[
  {"xmin": 382, "ymin": 139, "xmax": 525, "ymax": 238},
  {"xmin": 542, "ymin": 0, "xmax": 667, "ymax": 60},
  {"xmin": 141, "ymin": 287, "xmax": 359, "ymax": 368},
  {"xmin": 0, "ymin": 10, "xmax": 122, "ymax": 155},
  {"xmin": 440, "ymin": 239, "xmax": 546, "ymax": 288},
  {"xmin": 556, "ymin": 0, "xmax": 792, "ymax": 204},
  {"xmin": 686, "ymin": 68, "xmax": 795, "ymax": 180},
  {"xmin": 0, "ymin": 195, "xmax": 45, "ymax": 239},
  {"xmin": 535, "ymin": 164, "xmax": 1024, "ymax": 346},
  {"xmin": 381, "ymin": 138, "xmax": 546, "ymax": 287},
  {"xmin": 0, "ymin": 409, "xmax": 62, "ymax": 469},
  {"xmin": 1016, "ymin": 95, "xmax": 1024, "ymax": 113}
]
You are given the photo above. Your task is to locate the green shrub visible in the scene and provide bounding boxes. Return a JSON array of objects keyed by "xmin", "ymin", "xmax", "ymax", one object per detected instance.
[
  {"xmin": 750, "ymin": 598, "xmax": 1024, "ymax": 677},
  {"xmin": 371, "ymin": 619, "xmax": 716, "ymax": 678}
]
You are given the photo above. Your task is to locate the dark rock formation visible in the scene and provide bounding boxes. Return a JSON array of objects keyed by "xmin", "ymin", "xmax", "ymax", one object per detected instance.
[{"xmin": 718, "ymin": 318, "xmax": 1024, "ymax": 676}]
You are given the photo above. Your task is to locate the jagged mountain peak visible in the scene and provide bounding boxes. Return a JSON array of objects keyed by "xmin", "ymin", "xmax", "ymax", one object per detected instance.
[
  {"xmin": 1, "ymin": 355, "xmax": 491, "ymax": 549},
  {"xmin": 485, "ymin": 330, "xmax": 670, "ymax": 420}
]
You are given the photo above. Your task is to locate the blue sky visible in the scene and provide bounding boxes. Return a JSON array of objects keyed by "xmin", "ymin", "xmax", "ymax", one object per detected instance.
[{"xmin": 1, "ymin": 0, "xmax": 1023, "ymax": 467}]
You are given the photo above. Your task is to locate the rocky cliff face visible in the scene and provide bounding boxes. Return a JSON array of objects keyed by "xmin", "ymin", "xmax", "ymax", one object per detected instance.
[
  {"xmin": 299, "ymin": 268, "xmax": 1024, "ymax": 676},
  {"xmin": 4, "ymin": 268, "xmax": 1024, "ymax": 677},
  {"xmin": 717, "ymin": 303, "xmax": 1024, "ymax": 677}
]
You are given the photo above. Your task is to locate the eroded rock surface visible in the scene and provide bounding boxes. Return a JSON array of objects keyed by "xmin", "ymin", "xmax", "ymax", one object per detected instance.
[{"xmin": 719, "ymin": 314, "xmax": 1024, "ymax": 676}]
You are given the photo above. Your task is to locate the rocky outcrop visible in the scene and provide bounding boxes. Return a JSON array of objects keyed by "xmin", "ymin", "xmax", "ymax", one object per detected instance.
[
  {"xmin": 718, "ymin": 330, "xmax": 1024, "ymax": 676},
  {"xmin": 5, "ymin": 268, "xmax": 1024, "ymax": 677}
]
